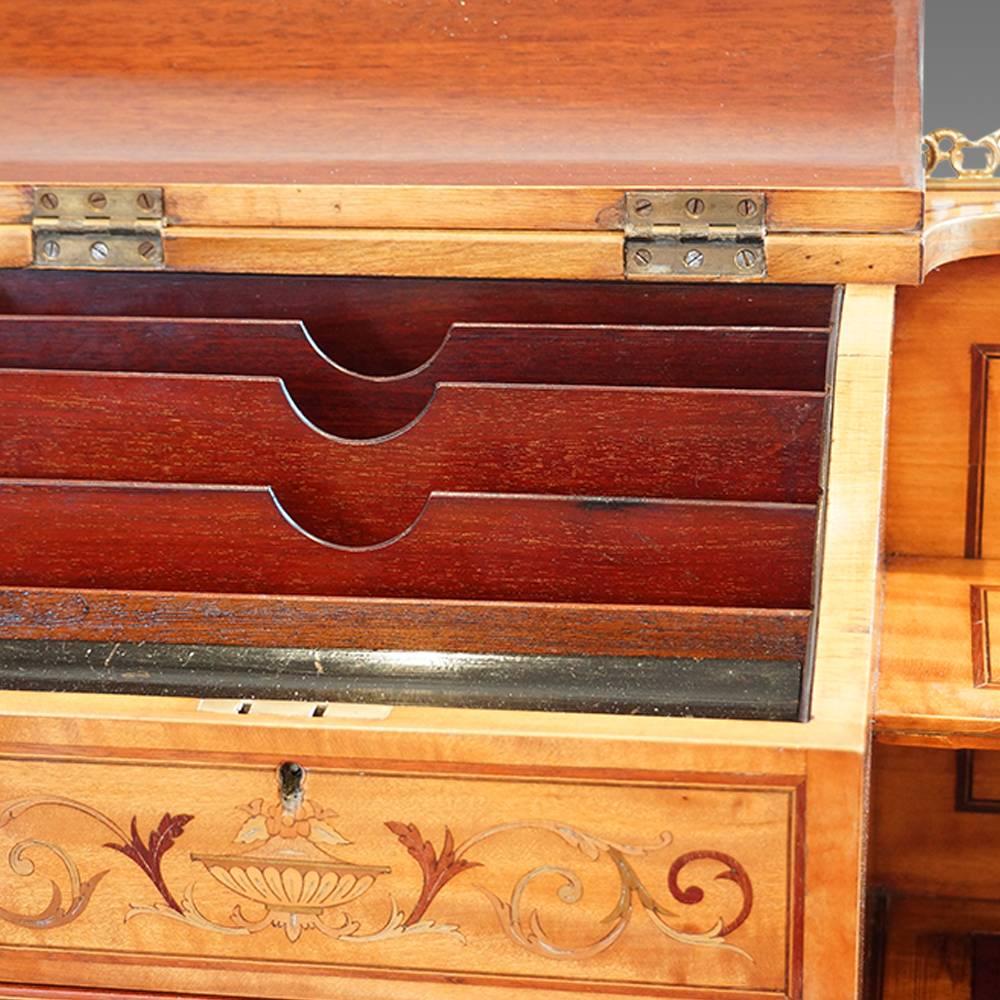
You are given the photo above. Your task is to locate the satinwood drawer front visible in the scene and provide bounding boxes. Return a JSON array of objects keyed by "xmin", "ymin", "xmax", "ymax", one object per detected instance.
[{"xmin": 0, "ymin": 752, "xmax": 803, "ymax": 999}]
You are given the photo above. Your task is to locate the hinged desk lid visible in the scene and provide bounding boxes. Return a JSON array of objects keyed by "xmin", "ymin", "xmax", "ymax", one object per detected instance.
[
  {"xmin": 0, "ymin": 0, "xmax": 922, "ymax": 227},
  {"xmin": 0, "ymin": 0, "xmax": 924, "ymax": 283}
]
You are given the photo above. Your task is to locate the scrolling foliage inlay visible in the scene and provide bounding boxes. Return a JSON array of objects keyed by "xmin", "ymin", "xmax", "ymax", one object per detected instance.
[{"xmin": 0, "ymin": 770, "xmax": 755, "ymax": 962}]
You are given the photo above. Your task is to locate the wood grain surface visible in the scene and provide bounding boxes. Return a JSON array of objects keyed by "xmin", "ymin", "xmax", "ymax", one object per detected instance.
[
  {"xmin": 0, "ymin": 372, "xmax": 825, "ymax": 541},
  {"xmin": 0, "ymin": 273, "xmax": 836, "ymax": 375},
  {"xmin": 875, "ymin": 894, "xmax": 990, "ymax": 1000},
  {"xmin": 0, "ymin": 587, "xmax": 810, "ymax": 660},
  {"xmin": 0, "ymin": 755, "xmax": 801, "ymax": 997},
  {"xmin": 924, "ymin": 185, "xmax": 1000, "ymax": 276},
  {"xmin": 0, "ymin": 482, "xmax": 817, "ymax": 607},
  {"xmin": 0, "ymin": 317, "xmax": 830, "ymax": 438},
  {"xmin": 0, "ymin": 0, "xmax": 921, "ymax": 201},
  {"xmin": 888, "ymin": 257, "xmax": 1000, "ymax": 557},
  {"xmin": 876, "ymin": 556, "xmax": 1000, "ymax": 748},
  {"xmin": 871, "ymin": 745, "xmax": 1000, "ymax": 902},
  {"xmin": 159, "ymin": 226, "xmax": 923, "ymax": 285}
]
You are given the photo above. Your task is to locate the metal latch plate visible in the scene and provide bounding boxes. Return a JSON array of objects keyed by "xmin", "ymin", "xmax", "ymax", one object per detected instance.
[{"xmin": 624, "ymin": 190, "xmax": 766, "ymax": 280}]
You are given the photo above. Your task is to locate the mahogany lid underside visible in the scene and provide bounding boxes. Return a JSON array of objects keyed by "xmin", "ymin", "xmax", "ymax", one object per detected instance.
[{"xmin": 0, "ymin": 0, "xmax": 922, "ymax": 194}]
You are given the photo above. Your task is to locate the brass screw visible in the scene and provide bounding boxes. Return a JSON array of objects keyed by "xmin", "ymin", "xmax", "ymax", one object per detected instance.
[
  {"xmin": 38, "ymin": 192, "xmax": 59, "ymax": 212},
  {"xmin": 633, "ymin": 197, "xmax": 653, "ymax": 216},
  {"xmin": 137, "ymin": 240, "xmax": 157, "ymax": 260},
  {"xmin": 737, "ymin": 198, "xmax": 758, "ymax": 218},
  {"xmin": 89, "ymin": 241, "xmax": 110, "ymax": 262},
  {"xmin": 136, "ymin": 192, "xmax": 156, "ymax": 212},
  {"xmin": 632, "ymin": 248, "xmax": 653, "ymax": 267},
  {"xmin": 735, "ymin": 248, "xmax": 758, "ymax": 270},
  {"xmin": 88, "ymin": 191, "xmax": 108, "ymax": 211},
  {"xmin": 40, "ymin": 239, "xmax": 61, "ymax": 260},
  {"xmin": 685, "ymin": 197, "xmax": 705, "ymax": 217},
  {"xmin": 683, "ymin": 248, "xmax": 705, "ymax": 269}
]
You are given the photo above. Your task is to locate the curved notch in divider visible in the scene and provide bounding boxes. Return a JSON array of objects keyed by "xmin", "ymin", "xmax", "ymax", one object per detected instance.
[
  {"xmin": 0, "ymin": 317, "xmax": 830, "ymax": 438},
  {"xmin": 0, "ymin": 370, "xmax": 825, "ymax": 545},
  {"xmin": 0, "ymin": 481, "xmax": 817, "ymax": 608},
  {"xmin": 0, "ymin": 273, "xmax": 838, "ymax": 375}
]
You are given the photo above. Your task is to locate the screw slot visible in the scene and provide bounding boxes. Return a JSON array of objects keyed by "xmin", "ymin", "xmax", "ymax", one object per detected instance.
[
  {"xmin": 632, "ymin": 247, "xmax": 653, "ymax": 267},
  {"xmin": 136, "ymin": 192, "xmax": 156, "ymax": 213},
  {"xmin": 40, "ymin": 239, "xmax": 61, "ymax": 260},
  {"xmin": 89, "ymin": 241, "xmax": 110, "ymax": 262},
  {"xmin": 683, "ymin": 248, "xmax": 705, "ymax": 269},
  {"xmin": 734, "ymin": 248, "xmax": 758, "ymax": 270},
  {"xmin": 38, "ymin": 192, "xmax": 59, "ymax": 212},
  {"xmin": 737, "ymin": 198, "xmax": 758, "ymax": 218},
  {"xmin": 137, "ymin": 240, "xmax": 158, "ymax": 261},
  {"xmin": 87, "ymin": 191, "xmax": 108, "ymax": 211},
  {"xmin": 633, "ymin": 197, "xmax": 653, "ymax": 216},
  {"xmin": 685, "ymin": 197, "xmax": 706, "ymax": 217}
]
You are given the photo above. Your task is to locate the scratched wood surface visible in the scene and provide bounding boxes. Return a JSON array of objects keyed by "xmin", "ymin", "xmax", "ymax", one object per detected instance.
[{"xmin": 0, "ymin": 588, "xmax": 810, "ymax": 662}]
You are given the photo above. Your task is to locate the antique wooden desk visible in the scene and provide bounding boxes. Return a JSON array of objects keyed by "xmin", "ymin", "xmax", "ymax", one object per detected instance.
[{"xmin": 0, "ymin": 1, "xmax": 987, "ymax": 998}]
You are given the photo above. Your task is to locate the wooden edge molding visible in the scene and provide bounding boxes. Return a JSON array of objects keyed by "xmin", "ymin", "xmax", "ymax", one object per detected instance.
[
  {"xmin": 0, "ymin": 223, "xmax": 921, "ymax": 283},
  {"xmin": 0, "ymin": 182, "xmax": 923, "ymax": 233},
  {"xmin": 806, "ymin": 285, "xmax": 895, "ymax": 745},
  {"xmin": 924, "ymin": 184, "xmax": 1000, "ymax": 275},
  {"xmin": 162, "ymin": 228, "xmax": 920, "ymax": 284}
]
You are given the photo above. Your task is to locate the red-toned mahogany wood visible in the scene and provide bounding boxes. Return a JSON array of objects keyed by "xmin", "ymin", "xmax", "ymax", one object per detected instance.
[
  {"xmin": 0, "ymin": 586, "xmax": 811, "ymax": 659},
  {"xmin": 0, "ymin": 0, "xmax": 920, "ymax": 192},
  {"xmin": 0, "ymin": 482, "xmax": 817, "ymax": 607},
  {"xmin": 0, "ymin": 273, "xmax": 836, "ymax": 375},
  {"xmin": 0, "ymin": 371, "xmax": 824, "ymax": 543},
  {"xmin": 0, "ymin": 317, "xmax": 830, "ymax": 438}
]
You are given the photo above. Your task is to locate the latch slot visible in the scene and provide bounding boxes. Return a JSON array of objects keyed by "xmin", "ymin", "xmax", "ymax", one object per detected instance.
[
  {"xmin": 624, "ymin": 191, "xmax": 766, "ymax": 280},
  {"xmin": 31, "ymin": 186, "xmax": 165, "ymax": 270}
]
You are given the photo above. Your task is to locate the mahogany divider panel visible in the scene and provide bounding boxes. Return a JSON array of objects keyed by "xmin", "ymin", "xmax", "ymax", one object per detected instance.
[
  {"xmin": 0, "ymin": 482, "xmax": 817, "ymax": 608},
  {"xmin": 0, "ymin": 317, "xmax": 830, "ymax": 438},
  {"xmin": 0, "ymin": 371, "xmax": 824, "ymax": 544},
  {"xmin": 0, "ymin": 273, "xmax": 836, "ymax": 374}
]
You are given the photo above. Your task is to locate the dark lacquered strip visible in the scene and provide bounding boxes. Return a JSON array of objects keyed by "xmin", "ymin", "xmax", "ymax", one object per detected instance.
[{"xmin": 0, "ymin": 640, "xmax": 802, "ymax": 721}]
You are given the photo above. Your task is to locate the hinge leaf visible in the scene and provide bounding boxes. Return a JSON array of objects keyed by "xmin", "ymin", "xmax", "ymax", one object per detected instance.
[{"xmin": 624, "ymin": 190, "xmax": 766, "ymax": 280}]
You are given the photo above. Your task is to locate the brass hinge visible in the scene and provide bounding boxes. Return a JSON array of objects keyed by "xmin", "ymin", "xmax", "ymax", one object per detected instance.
[
  {"xmin": 624, "ymin": 191, "xmax": 766, "ymax": 280},
  {"xmin": 31, "ymin": 186, "xmax": 165, "ymax": 270}
]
